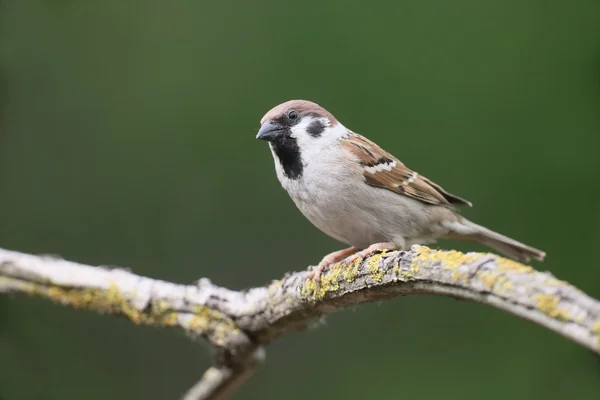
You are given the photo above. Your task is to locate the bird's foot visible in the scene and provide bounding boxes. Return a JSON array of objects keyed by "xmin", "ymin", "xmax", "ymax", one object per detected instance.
[
  {"xmin": 307, "ymin": 247, "xmax": 358, "ymax": 283},
  {"xmin": 306, "ymin": 263, "xmax": 327, "ymax": 284},
  {"xmin": 339, "ymin": 242, "xmax": 397, "ymax": 267}
]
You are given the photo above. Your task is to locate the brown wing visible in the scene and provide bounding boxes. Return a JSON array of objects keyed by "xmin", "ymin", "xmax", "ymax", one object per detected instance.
[{"xmin": 342, "ymin": 132, "xmax": 472, "ymax": 208}]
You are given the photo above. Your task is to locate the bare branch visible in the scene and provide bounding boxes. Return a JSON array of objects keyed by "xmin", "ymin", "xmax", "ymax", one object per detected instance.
[
  {"xmin": 182, "ymin": 347, "xmax": 265, "ymax": 400},
  {"xmin": 1, "ymin": 245, "xmax": 600, "ymax": 399}
]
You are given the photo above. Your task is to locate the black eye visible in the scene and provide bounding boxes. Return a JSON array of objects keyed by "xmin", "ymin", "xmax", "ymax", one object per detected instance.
[{"xmin": 287, "ymin": 110, "xmax": 298, "ymax": 120}]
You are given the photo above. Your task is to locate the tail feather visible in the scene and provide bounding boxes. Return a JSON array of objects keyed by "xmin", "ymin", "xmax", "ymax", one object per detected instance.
[{"xmin": 448, "ymin": 219, "xmax": 546, "ymax": 262}]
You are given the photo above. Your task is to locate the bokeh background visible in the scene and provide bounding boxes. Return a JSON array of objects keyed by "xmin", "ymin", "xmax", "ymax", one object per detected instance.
[{"xmin": 1, "ymin": 1, "xmax": 599, "ymax": 399}]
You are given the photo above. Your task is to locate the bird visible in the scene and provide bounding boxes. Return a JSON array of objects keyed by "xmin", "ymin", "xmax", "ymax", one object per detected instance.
[{"xmin": 256, "ymin": 99, "xmax": 545, "ymax": 282}]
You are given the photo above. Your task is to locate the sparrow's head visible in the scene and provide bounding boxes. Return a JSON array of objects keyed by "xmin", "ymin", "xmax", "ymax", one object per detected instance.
[
  {"xmin": 256, "ymin": 100, "xmax": 347, "ymax": 180},
  {"xmin": 256, "ymin": 100, "xmax": 341, "ymax": 144}
]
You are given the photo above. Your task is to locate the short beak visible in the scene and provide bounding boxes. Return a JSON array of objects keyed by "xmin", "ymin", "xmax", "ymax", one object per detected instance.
[{"xmin": 256, "ymin": 120, "xmax": 285, "ymax": 141}]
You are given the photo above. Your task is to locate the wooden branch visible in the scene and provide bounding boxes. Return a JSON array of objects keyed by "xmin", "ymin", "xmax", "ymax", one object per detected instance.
[
  {"xmin": 181, "ymin": 347, "xmax": 265, "ymax": 400},
  {"xmin": 1, "ymin": 245, "xmax": 599, "ymax": 399}
]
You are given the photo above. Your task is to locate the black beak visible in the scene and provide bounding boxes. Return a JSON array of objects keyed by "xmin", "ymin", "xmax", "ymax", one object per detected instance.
[{"xmin": 256, "ymin": 120, "xmax": 285, "ymax": 141}]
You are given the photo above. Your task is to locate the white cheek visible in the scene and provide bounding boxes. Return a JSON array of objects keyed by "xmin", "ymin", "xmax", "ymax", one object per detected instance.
[
  {"xmin": 323, "ymin": 121, "xmax": 348, "ymax": 140},
  {"xmin": 289, "ymin": 117, "xmax": 317, "ymax": 145},
  {"xmin": 290, "ymin": 118, "xmax": 348, "ymax": 161}
]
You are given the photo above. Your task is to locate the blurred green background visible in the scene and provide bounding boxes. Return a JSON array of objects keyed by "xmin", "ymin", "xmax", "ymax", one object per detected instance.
[{"xmin": 1, "ymin": 1, "xmax": 599, "ymax": 399}]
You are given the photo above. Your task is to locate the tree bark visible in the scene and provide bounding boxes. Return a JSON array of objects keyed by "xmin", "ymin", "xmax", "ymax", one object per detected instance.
[{"xmin": 1, "ymin": 245, "xmax": 599, "ymax": 400}]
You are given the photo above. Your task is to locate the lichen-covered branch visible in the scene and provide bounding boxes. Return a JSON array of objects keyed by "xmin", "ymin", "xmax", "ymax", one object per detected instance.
[{"xmin": 1, "ymin": 245, "xmax": 600, "ymax": 400}]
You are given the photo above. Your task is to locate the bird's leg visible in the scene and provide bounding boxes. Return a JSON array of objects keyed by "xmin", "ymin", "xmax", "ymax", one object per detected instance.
[
  {"xmin": 307, "ymin": 247, "xmax": 358, "ymax": 282},
  {"xmin": 340, "ymin": 242, "xmax": 397, "ymax": 266}
]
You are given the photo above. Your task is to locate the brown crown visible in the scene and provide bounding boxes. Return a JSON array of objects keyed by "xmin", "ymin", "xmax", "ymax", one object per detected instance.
[{"xmin": 260, "ymin": 99, "xmax": 338, "ymax": 126}]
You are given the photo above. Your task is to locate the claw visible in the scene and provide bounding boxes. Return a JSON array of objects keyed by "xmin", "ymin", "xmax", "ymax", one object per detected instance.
[
  {"xmin": 307, "ymin": 264, "xmax": 327, "ymax": 283},
  {"xmin": 305, "ymin": 247, "xmax": 359, "ymax": 283},
  {"xmin": 306, "ymin": 243, "xmax": 397, "ymax": 283},
  {"xmin": 340, "ymin": 242, "xmax": 397, "ymax": 267}
]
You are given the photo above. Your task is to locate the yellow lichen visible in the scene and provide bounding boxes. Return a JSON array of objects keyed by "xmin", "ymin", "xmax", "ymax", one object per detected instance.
[
  {"xmin": 543, "ymin": 277, "xmax": 569, "ymax": 287},
  {"xmin": 500, "ymin": 279, "xmax": 513, "ymax": 292},
  {"xmin": 477, "ymin": 271, "xmax": 513, "ymax": 294},
  {"xmin": 396, "ymin": 261, "xmax": 419, "ymax": 281},
  {"xmin": 593, "ymin": 321, "xmax": 600, "ymax": 346},
  {"xmin": 412, "ymin": 245, "xmax": 536, "ymax": 286},
  {"xmin": 188, "ymin": 308, "xmax": 211, "ymax": 331},
  {"xmin": 161, "ymin": 312, "xmax": 179, "ymax": 326},
  {"xmin": 366, "ymin": 252, "xmax": 386, "ymax": 282},
  {"xmin": 534, "ymin": 294, "xmax": 571, "ymax": 321},
  {"xmin": 187, "ymin": 305, "xmax": 239, "ymax": 345},
  {"xmin": 496, "ymin": 257, "xmax": 534, "ymax": 274},
  {"xmin": 301, "ymin": 278, "xmax": 320, "ymax": 299},
  {"xmin": 451, "ymin": 269, "xmax": 469, "ymax": 282},
  {"xmin": 20, "ymin": 280, "xmax": 224, "ymax": 332},
  {"xmin": 301, "ymin": 263, "xmax": 342, "ymax": 300},
  {"xmin": 341, "ymin": 258, "xmax": 360, "ymax": 283},
  {"xmin": 301, "ymin": 250, "xmax": 397, "ymax": 299},
  {"xmin": 267, "ymin": 280, "xmax": 285, "ymax": 306},
  {"xmin": 478, "ymin": 270, "xmax": 498, "ymax": 290},
  {"xmin": 2, "ymin": 277, "xmax": 37, "ymax": 294},
  {"xmin": 152, "ymin": 299, "xmax": 172, "ymax": 314},
  {"xmin": 411, "ymin": 245, "xmax": 475, "ymax": 283},
  {"xmin": 5, "ymin": 277, "xmax": 239, "ymax": 344},
  {"xmin": 413, "ymin": 246, "xmax": 477, "ymax": 270},
  {"xmin": 267, "ymin": 279, "xmax": 282, "ymax": 297},
  {"xmin": 324, "ymin": 263, "xmax": 342, "ymax": 290},
  {"xmin": 302, "ymin": 252, "xmax": 384, "ymax": 300},
  {"xmin": 202, "ymin": 367, "xmax": 221, "ymax": 381}
]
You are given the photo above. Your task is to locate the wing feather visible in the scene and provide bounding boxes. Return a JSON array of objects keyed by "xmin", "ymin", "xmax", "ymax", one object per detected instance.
[{"xmin": 342, "ymin": 132, "xmax": 472, "ymax": 208}]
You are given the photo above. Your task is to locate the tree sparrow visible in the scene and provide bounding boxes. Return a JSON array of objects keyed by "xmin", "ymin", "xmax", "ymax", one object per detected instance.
[{"xmin": 256, "ymin": 100, "xmax": 545, "ymax": 281}]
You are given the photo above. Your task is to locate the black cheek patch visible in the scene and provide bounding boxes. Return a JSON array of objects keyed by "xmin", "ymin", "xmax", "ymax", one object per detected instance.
[
  {"xmin": 306, "ymin": 120, "xmax": 326, "ymax": 137},
  {"xmin": 270, "ymin": 135, "xmax": 303, "ymax": 180}
]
